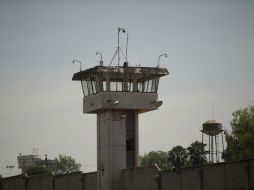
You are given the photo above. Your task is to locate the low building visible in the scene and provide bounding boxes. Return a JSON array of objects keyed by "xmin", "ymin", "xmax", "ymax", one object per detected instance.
[{"xmin": 17, "ymin": 153, "xmax": 54, "ymax": 174}]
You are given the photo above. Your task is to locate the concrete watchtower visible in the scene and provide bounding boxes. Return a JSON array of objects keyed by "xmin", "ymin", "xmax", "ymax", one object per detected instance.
[{"xmin": 72, "ymin": 30, "xmax": 169, "ymax": 190}]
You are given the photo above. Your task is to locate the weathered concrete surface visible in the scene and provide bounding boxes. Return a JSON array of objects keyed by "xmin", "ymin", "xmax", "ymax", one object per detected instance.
[
  {"xmin": 83, "ymin": 92, "xmax": 158, "ymax": 113},
  {"xmin": 54, "ymin": 172, "xmax": 81, "ymax": 190},
  {"xmin": 27, "ymin": 175, "xmax": 40, "ymax": 190},
  {"xmin": 97, "ymin": 110, "xmax": 126, "ymax": 190},
  {"xmin": 160, "ymin": 159, "xmax": 254, "ymax": 190},
  {"xmin": 161, "ymin": 167, "xmax": 202, "ymax": 190},
  {"xmin": 40, "ymin": 175, "xmax": 53, "ymax": 190},
  {"xmin": 181, "ymin": 168, "xmax": 201, "ymax": 190},
  {"xmin": 2, "ymin": 175, "xmax": 26, "ymax": 190},
  {"xmin": 161, "ymin": 172, "xmax": 181, "ymax": 190},
  {"xmin": 121, "ymin": 166, "xmax": 159, "ymax": 190},
  {"xmin": 203, "ymin": 164, "xmax": 226, "ymax": 190},
  {"xmin": 82, "ymin": 172, "xmax": 97, "ymax": 190},
  {"xmin": 225, "ymin": 162, "xmax": 246, "ymax": 190},
  {"xmin": 251, "ymin": 161, "xmax": 254, "ymax": 189}
]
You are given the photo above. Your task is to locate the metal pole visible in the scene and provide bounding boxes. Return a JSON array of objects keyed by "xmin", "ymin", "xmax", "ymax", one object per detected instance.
[
  {"xmin": 222, "ymin": 130, "xmax": 225, "ymax": 153},
  {"xmin": 211, "ymin": 136, "xmax": 213, "ymax": 163},
  {"xmin": 73, "ymin": 60, "xmax": 82, "ymax": 71},
  {"xmin": 126, "ymin": 33, "xmax": 129, "ymax": 61},
  {"xmin": 118, "ymin": 27, "xmax": 120, "ymax": 66},
  {"xmin": 157, "ymin": 54, "xmax": 167, "ymax": 67},
  {"xmin": 96, "ymin": 51, "xmax": 103, "ymax": 66},
  {"xmin": 215, "ymin": 135, "xmax": 218, "ymax": 162},
  {"xmin": 208, "ymin": 134, "xmax": 210, "ymax": 163}
]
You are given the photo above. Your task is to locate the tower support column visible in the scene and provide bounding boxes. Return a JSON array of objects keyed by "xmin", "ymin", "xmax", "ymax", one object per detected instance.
[
  {"xmin": 97, "ymin": 110, "xmax": 139, "ymax": 190},
  {"xmin": 97, "ymin": 110, "xmax": 126, "ymax": 190}
]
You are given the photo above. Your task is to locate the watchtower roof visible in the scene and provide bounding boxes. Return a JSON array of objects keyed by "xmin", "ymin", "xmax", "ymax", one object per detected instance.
[{"xmin": 72, "ymin": 65, "xmax": 169, "ymax": 81}]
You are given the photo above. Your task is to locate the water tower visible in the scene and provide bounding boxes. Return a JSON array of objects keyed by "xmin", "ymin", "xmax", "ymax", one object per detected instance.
[
  {"xmin": 201, "ymin": 119, "xmax": 225, "ymax": 163},
  {"xmin": 72, "ymin": 28, "xmax": 169, "ymax": 190}
]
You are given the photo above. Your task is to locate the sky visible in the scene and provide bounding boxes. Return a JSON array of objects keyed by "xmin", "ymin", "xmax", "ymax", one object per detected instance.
[{"xmin": 0, "ymin": 0, "xmax": 254, "ymax": 177}]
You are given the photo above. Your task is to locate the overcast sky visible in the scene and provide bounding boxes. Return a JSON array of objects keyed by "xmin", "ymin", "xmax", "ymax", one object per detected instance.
[{"xmin": 1, "ymin": 0, "xmax": 254, "ymax": 177}]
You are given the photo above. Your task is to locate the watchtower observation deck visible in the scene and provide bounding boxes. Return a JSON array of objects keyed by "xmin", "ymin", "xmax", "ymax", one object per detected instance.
[{"xmin": 72, "ymin": 65, "xmax": 169, "ymax": 113}]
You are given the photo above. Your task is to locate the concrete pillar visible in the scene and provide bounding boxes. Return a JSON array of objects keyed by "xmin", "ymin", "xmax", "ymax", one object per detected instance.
[
  {"xmin": 97, "ymin": 110, "xmax": 126, "ymax": 190},
  {"xmin": 97, "ymin": 110, "xmax": 139, "ymax": 190}
]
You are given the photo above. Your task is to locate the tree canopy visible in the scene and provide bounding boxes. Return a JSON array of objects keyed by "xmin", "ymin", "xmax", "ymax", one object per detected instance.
[
  {"xmin": 52, "ymin": 155, "xmax": 81, "ymax": 175},
  {"xmin": 140, "ymin": 141, "xmax": 208, "ymax": 171},
  {"xmin": 224, "ymin": 105, "xmax": 254, "ymax": 160},
  {"xmin": 168, "ymin": 145, "xmax": 188, "ymax": 169},
  {"xmin": 26, "ymin": 165, "xmax": 51, "ymax": 176},
  {"xmin": 187, "ymin": 141, "xmax": 207, "ymax": 166},
  {"xmin": 139, "ymin": 151, "xmax": 171, "ymax": 170}
]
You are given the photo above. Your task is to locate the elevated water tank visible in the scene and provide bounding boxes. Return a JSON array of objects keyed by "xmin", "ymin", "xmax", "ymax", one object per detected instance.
[{"xmin": 202, "ymin": 119, "xmax": 222, "ymax": 136}]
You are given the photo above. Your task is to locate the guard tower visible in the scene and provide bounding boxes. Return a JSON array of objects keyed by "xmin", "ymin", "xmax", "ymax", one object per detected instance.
[
  {"xmin": 73, "ymin": 65, "xmax": 168, "ymax": 190},
  {"xmin": 72, "ymin": 28, "xmax": 169, "ymax": 190}
]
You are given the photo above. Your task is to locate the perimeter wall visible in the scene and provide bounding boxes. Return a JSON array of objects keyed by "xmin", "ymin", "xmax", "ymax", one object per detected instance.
[{"xmin": 0, "ymin": 159, "xmax": 253, "ymax": 190}]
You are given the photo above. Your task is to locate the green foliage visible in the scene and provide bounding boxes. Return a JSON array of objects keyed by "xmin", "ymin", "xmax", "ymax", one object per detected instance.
[
  {"xmin": 221, "ymin": 149, "xmax": 232, "ymax": 161},
  {"xmin": 52, "ymin": 155, "xmax": 81, "ymax": 175},
  {"xmin": 168, "ymin": 145, "xmax": 188, "ymax": 168},
  {"xmin": 26, "ymin": 165, "xmax": 51, "ymax": 176},
  {"xmin": 140, "ymin": 142, "xmax": 208, "ymax": 171},
  {"xmin": 139, "ymin": 151, "xmax": 172, "ymax": 170},
  {"xmin": 225, "ymin": 105, "xmax": 254, "ymax": 160},
  {"xmin": 187, "ymin": 141, "xmax": 207, "ymax": 166}
]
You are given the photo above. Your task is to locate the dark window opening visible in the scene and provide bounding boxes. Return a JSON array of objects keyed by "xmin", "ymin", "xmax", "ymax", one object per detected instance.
[{"xmin": 126, "ymin": 139, "xmax": 134, "ymax": 151}]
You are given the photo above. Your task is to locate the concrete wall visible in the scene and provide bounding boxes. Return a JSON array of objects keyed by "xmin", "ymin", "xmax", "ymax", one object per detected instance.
[
  {"xmin": 202, "ymin": 164, "xmax": 226, "ymax": 190},
  {"xmin": 1, "ymin": 175, "xmax": 26, "ymax": 190},
  {"xmin": 82, "ymin": 172, "xmax": 97, "ymax": 190},
  {"xmin": 27, "ymin": 175, "xmax": 41, "ymax": 190},
  {"xmin": 161, "ymin": 159, "xmax": 254, "ymax": 190},
  {"xmin": 181, "ymin": 167, "xmax": 201, "ymax": 190},
  {"xmin": 121, "ymin": 166, "xmax": 159, "ymax": 190},
  {"xmin": 1, "ymin": 172, "xmax": 96, "ymax": 190},
  {"xmin": 1, "ymin": 159, "xmax": 254, "ymax": 190},
  {"xmin": 250, "ymin": 161, "xmax": 254, "ymax": 189},
  {"xmin": 160, "ymin": 167, "xmax": 203, "ymax": 190},
  {"xmin": 27, "ymin": 174, "xmax": 53, "ymax": 190},
  {"xmin": 54, "ymin": 172, "xmax": 81, "ymax": 190}
]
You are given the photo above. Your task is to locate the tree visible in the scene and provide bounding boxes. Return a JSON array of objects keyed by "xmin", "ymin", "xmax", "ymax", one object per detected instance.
[
  {"xmin": 26, "ymin": 165, "xmax": 51, "ymax": 176},
  {"xmin": 52, "ymin": 155, "xmax": 81, "ymax": 175},
  {"xmin": 139, "ymin": 151, "xmax": 171, "ymax": 171},
  {"xmin": 168, "ymin": 146, "xmax": 188, "ymax": 169},
  {"xmin": 187, "ymin": 141, "xmax": 207, "ymax": 166},
  {"xmin": 225, "ymin": 105, "xmax": 254, "ymax": 160},
  {"xmin": 221, "ymin": 149, "xmax": 232, "ymax": 162}
]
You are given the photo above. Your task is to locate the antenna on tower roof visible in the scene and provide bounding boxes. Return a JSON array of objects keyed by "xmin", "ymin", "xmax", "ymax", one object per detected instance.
[
  {"xmin": 118, "ymin": 27, "xmax": 125, "ymax": 66},
  {"xmin": 109, "ymin": 27, "xmax": 127, "ymax": 66},
  {"xmin": 212, "ymin": 102, "xmax": 215, "ymax": 120},
  {"xmin": 157, "ymin": 54, "xmax": 167, "ymax": 67},
  {"xmin": 125, "ymin": 33, "xmax": 129, "ymax": 62},
  {"xmin": 96, "ymin": 51, "xmax": 103, "ymax": 66},
  {"xmin": 73, "ymin": 60, "xmax": 82, "ymax": 71}
]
